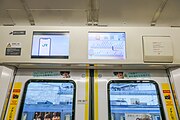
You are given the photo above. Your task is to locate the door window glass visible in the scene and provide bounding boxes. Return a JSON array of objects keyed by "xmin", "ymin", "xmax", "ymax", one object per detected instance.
[
  {"xmin": 108, "ymin": 80, "xmax": 165, "ymax": 120},
  {"xmin": 18, "ymin": 80, "xmax": 76, "ymax": 120}
]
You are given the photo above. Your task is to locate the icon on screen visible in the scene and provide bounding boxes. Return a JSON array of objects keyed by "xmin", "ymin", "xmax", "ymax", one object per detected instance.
[{"xmin": 38, "ymin": 38, "xmax": 51, "ymax": 56}]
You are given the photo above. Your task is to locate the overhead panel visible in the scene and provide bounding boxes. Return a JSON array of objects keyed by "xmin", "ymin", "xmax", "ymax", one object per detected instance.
[
  {"xmin": 0, "ymin": 0, "xmax": 32, "ymax": 26},
  {"xmin": 0, "ymin": 0, "xmax": 180, "ymax": 26},
  {"xmin": 7, "ymin": 10, "xmax": 30, "ymax": 25},
  {"xmin": 27, "ymin": 0, "xmax": 88, "ymax": 9},
  {"xmin": 0, "ymin": 0, "xmax": 88, "ymax": 26},
  {"xmin": 150, "ymin": 0, "xmax": 168, "ymax": 26},
  {"xmin": 0, "ymin": 0, "xmax": 23, "ymax": 9},
  {"xmin": 98, "ymin": 0, "xmax": 162, "ymax": 26},
  {"xmin": 0, "ymin": 10, "xmax": 15, "ymax": 26},
  {"xmin": 157, "ymin": 0, "xmax": 180, "ymax": 27},
  {"xmin": 0, "ymin": 0, "xmax": 24, "ymax": 26},
  {"xmin": 27, "ymin": 0, "xmax": 88, "ymax": 26},
  {"xmin": 31, "ymin": 10, "xmax": 87, "ymax": 26}
]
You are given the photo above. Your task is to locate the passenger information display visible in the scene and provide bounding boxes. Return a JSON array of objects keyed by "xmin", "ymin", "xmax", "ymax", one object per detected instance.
[
  {"xmin": 88, "ymin": 32, "xmax": 126, "ymax": 59},
  {"xmin": 31, "ymin": 31, "xmax": 69, "ymax": 59}
]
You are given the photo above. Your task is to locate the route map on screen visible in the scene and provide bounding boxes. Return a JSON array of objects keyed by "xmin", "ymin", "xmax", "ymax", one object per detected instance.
[{"xmin": 88, "ymin": 32, "xmax": 126, "ymax": 59}]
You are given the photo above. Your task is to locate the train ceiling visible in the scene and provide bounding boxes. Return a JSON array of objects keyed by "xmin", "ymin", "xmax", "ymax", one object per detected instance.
[{"xmin": 0, "ymin": 0, "xmax": 180, "ymax": 27}]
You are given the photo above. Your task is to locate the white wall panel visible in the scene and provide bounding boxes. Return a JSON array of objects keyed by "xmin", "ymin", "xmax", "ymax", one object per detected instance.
[{"xmin": 0, "ymin": 27, "xmax": 180, "ymax": 65}]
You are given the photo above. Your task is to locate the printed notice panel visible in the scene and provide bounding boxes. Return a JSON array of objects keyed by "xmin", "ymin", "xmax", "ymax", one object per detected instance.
[
  {"xmin": 31, "ymin": 32, "xmax": 69, "ymax": 59},
  {"xmin": 88, "ymin": 32, "xmax": 126, "ymax": 59}
]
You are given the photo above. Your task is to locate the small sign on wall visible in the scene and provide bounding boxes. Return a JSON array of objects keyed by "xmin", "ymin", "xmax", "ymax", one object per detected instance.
[
  {"xmin": 5, "ymin": 42, "xmax": 21, "ymax": 56},
  {"xmin": 143, "ymin": 36, "xmax": 173, "ymax": 62}
]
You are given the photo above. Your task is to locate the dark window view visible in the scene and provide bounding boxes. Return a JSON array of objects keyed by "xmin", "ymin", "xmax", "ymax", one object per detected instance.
[
  {"xmin": 18, "ymin": 80, "xmax": 75, "ymax": 120},
  {"xmin": 108, "ymin": 80, "xmax": 165, "ymax": 120}
]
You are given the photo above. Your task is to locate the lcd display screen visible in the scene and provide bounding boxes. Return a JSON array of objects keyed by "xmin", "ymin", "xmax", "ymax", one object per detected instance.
[
  {"xmin": 88, "ymin": 32, "xmax": 126, "ymax": 59},
  {"xmin": 18, "ymin": 80, "xmax": 75, "ymax": 120},
  {"xmin": 108, "ymin": 80, "xmax": 165, "ymax": 120},
  {"xmin": 31, "ymin": 31, "xmax": 69, "ymax": 59}
]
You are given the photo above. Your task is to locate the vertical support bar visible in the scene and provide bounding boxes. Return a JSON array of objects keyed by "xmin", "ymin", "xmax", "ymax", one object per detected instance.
[
  {"xmin": 85, "ymin": 70, "xmax": 89, "ymax": 120},
  {"xmin": 94, "ymin": 69, "xmax": 99, "ymax": 120},
  {"xmin": 89, "ymin": 69, "xmax": 94, "ymax": 120}
]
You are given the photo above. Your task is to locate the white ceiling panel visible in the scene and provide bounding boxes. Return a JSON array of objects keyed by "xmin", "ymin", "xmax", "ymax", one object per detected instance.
[
  {"xmin": 157, "ymin": 0, "xmax": 180, "ymax": 27},
  {"xmin": 8, "ymin": 10, "xmax": 30, "ymax": 25},
  {"xmin": 32, "ymin": 10, "xmax": 87, "ymax": 26},
  {"xmin": 0, "ymin": 0, "xmax": 23, "ymax": 9},
  {"xmin": 99, "ymin": 0, "xmax": 162, "ymax": 26},
  {"xmin": 27, "ymin": 0, "xmax": 88, "ymax": 9},
  {"xmin": 0, "ymin": 10, "xmax": 15, "ymax": 25},
  {"xmin": 0, "ymin": 0, "xmax": 180, "ymax": 26}
]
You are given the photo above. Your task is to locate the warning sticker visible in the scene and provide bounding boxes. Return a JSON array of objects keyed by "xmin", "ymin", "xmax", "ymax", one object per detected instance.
[
  {"xmin": 6, "ymin": 82, "xmax": 22, "ymax": 120},
  {"xmin": 5, "ymin": 42, "xmax": 21, "ymax": 56},
  {"xmin": 6, "ymin": 48, "xmax": 21, "ymax": 56},
  {"xmin": 162, "ymin": 83, "xmax": 177, "ymax": 120}
]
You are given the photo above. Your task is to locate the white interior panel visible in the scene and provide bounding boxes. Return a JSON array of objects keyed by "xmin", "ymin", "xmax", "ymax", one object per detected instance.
[
  {"xmin": 1, "ymin": 27, "xmax": 180, "ymax": 65},
  {"xmin": 5, "ymin": 69, "xmax": 89, "ymax": 120},
  {"xmin": 96, "ymin": 70, "xmax": 178, "ymax": 120},
  {"xmin": 169, "ymin": 68, "xmax": 180, "ymax": 114},
  {"xmin": 0, "ymin": 66, "xmax": 14, "ymax": 118}
]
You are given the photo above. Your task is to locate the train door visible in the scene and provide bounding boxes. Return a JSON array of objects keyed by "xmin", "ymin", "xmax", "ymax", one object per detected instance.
[
  {"xmin": 95, "ymin": 70, "xmax": 178, "ymax": 120},
  {"xmin": 0, "ymin": 66, "xmax": 14, "ymax": 119},
  {"xmin": 5, "ymin": 69, "xmax": 89, "ymax": 120},
  {"xmin": 169, "ymin": 67, "xmax": 180, "ymax": 117}
]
